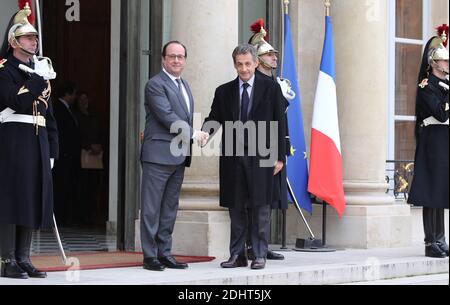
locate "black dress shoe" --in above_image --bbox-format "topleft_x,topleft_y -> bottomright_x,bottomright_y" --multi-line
143,258 -> 166,271
251,258 -> 266,270
437,242 -> 449,257
220,255 -> 248,268
17,261 -> 47,278
159,256 -> 188,269
0,260 -> 29,279
425,243 -> 447,258
267,250 -> 285,260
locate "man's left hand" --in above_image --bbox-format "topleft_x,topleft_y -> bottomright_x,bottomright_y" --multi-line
274,161 -> 284,176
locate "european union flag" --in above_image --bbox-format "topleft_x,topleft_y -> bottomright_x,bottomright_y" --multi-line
281,13 -> 312,213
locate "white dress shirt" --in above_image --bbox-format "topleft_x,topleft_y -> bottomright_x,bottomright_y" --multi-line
163,68 -> 191,113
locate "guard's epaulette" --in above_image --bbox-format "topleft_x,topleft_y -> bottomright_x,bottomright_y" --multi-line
0,59 -> 7,69
418,78 -> 429,89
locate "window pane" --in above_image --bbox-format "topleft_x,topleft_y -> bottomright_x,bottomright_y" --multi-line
395,121 -> 416,161
396,0 -> 423,40
239,0 -> 267,44
395,43 -> 422,116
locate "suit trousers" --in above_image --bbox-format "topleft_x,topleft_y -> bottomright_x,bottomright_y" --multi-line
229,157 -> 271,259
140,162 -> 185,259
423,207 -> 446,245
0,224 -> 33,262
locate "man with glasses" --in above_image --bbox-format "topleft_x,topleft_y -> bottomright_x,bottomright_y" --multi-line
140,41 -> 209,271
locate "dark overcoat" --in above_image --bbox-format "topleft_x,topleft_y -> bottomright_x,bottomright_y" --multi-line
204,73 -> 287,208
408,74 -> 449,209
0,55 -> 59,229
255,70 -> 291,210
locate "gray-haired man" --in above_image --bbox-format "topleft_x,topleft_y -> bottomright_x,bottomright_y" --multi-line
203,44 -> 287,270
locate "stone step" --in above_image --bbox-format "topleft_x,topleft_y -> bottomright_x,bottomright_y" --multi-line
1,247 -> 447,285
344,273 -> 449,285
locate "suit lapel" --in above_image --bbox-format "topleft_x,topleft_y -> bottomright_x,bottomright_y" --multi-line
231,77 -> 240,121
251,73 -> 264,117
160,71 -> 190,119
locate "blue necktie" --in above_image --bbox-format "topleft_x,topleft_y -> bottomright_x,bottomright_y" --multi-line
241,83 -> 250,122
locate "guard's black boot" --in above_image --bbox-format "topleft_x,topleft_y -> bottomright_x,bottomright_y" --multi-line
247,247 -> 256,261
267,250 -> 285,260
436,242 -> 449,257
1,259 -> 29,279
16,226 -> 46,278
0,225 -> 27,279
425,243 -> 447,258
17,260 -> 47,278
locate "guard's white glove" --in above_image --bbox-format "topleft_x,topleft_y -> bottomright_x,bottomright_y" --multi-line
19,56 -> 57,80
277,77 -> 296,101
50,158 -> 55,169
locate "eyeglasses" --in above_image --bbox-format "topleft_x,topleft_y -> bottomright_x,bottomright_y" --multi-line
165,54 -> 186,61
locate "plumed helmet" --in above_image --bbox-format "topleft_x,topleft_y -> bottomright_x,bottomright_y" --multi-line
417,24 -> 449,82
428,24 -> 449,63
248,19 -> 279,57
8,2 -> 38,43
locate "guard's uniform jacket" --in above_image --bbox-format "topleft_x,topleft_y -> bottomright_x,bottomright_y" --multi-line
0,55 -> 59,229
408,74 -> 449,210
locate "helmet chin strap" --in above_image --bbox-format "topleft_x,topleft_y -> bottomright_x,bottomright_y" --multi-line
258,56 -> 277,76
431,61 -> 449,76
10,37 -> 39,57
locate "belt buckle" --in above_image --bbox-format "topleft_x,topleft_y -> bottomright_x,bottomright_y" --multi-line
37,116 -> 46,127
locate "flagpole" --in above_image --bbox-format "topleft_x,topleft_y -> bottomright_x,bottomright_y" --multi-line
280,0 -> 326,250
325,0 -> 331,17
33,0 -> 68,265
322,0 -> 331,248
280,0 -> 289,78
34,0 -> 43,56
279,0 -> 288,250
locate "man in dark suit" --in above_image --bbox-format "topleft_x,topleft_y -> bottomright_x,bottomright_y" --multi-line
52,81 -> 81,226
140,41 -> 209,272
203,44 -> 286,270
246,20 -> 295,261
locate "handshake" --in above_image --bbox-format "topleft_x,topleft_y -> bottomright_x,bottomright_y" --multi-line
194,130 -> 210,147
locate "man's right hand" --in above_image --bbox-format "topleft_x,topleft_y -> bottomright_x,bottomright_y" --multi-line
194,130 -> 210,146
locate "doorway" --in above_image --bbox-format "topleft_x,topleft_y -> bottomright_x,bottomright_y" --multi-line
33,0 -> 114,254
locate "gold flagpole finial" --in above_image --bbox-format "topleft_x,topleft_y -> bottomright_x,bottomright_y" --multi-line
284,0 -> 290,15
325,0 -> 331,17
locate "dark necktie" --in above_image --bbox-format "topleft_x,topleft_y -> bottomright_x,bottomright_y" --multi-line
241,83 -> 250,122
176,78 -> 190,113
176,78 -> 183,94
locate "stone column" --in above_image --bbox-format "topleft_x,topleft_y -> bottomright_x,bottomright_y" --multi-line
170,0 -> 239,258
429,0 -> 449,36
287,0 -> 411,249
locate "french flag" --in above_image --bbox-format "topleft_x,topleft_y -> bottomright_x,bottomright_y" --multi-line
308,16 -> 346,217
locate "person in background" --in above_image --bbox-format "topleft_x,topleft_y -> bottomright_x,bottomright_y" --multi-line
52,81 -> 81,226
408,25 -> 449,258
74,91 -> 104,225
